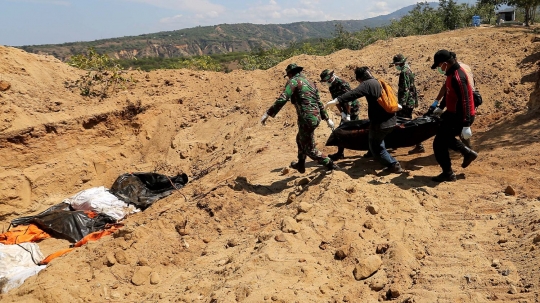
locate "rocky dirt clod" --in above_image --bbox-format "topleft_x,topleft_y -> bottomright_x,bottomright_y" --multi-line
353,255 -> 382,280
131,266 -> 152,286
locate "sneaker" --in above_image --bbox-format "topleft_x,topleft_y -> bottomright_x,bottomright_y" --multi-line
407,144 -> 425,155
363,151 -> 373,158
461,149 -> 478,168
432,171 -> 457,182
325,160 -> 340,171
328,152 -> 344,161
387,162 -> 403,174
290,161 -> 306,173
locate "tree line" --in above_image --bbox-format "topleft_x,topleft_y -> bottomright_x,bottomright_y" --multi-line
76,0 -> 539,75
238,0 -> 503,71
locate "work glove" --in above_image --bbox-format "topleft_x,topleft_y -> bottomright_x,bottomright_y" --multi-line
461,127 -> 472,139
326,119 -> 335,130
325,98 -> 339,109
341,112 -> 351,122
398,104 -> 403,110
261,113 -> 269,125
433,107 -> 443,116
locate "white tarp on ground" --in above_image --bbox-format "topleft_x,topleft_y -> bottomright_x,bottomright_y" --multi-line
0,243 -> 46,293
62,186 -> 139,220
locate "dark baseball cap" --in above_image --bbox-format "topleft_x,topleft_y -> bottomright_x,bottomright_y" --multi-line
431,50 -> 452,69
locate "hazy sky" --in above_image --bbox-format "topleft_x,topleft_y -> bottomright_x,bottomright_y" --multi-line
2,0 -> 443,46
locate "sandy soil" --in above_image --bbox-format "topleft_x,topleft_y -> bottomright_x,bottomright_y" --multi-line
0,26 -> 540,303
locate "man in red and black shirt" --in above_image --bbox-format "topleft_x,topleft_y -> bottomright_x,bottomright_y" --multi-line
430,50 -> 478,182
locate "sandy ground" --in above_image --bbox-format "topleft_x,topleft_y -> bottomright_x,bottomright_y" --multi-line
0,26 -> 540,303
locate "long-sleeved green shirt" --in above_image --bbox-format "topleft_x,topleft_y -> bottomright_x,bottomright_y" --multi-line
267,73 -> 329,127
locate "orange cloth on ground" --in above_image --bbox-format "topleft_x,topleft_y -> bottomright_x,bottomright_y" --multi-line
0,224 -> 51,244
39,224 -> 122,265
38,248 -> 74,265
74,225 -> 121,247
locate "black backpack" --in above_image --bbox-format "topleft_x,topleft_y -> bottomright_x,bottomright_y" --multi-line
473,90 -> 482,108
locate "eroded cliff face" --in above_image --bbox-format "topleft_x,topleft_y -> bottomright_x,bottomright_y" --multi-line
108,40 -> 274,60
17,22 -> 307,61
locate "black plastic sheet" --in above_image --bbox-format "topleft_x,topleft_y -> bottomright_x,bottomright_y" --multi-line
10,172 -> 189,242
11,204 -> 116,243
326,116 -> 440,151
11,202 -> 71,227
109,173 -> 188,209
31,211 -> 116,243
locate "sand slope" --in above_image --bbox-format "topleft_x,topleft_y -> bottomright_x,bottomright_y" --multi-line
1,27 -> 539,303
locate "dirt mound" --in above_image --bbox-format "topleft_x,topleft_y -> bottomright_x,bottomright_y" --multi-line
1,27 -> 539,302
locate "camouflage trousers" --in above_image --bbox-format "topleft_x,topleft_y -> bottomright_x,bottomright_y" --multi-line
296,121 -> 330,165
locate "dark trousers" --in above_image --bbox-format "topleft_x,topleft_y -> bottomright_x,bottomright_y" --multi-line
433,114 -> 474,172
368,123 -> 397,168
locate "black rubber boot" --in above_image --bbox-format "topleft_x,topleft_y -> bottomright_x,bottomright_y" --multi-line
432,171 -> 457,182
460,137 -> 472,149
290,159 -> 306,173
408,144 -> 425,155
328,152 -> 344,161
325,159 -> 340,171
461,147 -> 478,168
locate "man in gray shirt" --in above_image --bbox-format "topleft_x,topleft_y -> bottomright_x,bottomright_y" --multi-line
337,67 -> 402,173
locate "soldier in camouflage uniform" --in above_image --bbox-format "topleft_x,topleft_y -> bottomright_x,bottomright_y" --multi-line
391,54 -> 425,154
319,69 -> 362,160
260,63 -> 338,173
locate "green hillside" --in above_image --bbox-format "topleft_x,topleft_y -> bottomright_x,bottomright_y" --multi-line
17,5 -> 418,60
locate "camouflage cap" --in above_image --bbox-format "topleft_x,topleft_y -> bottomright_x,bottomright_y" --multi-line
391,54 -> 407,65
319,69 -> 334,82
284,63 -> 303,78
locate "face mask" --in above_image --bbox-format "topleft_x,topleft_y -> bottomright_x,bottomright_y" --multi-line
395,66 -> 403,72
325,75 -> 336,86
437,63 -> 447,75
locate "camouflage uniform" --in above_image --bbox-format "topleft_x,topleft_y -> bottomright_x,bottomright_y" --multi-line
396,65 -> 418,119
329,78 -> 360,120
267,73 -> 331,165
327,76 -> 361,159
392,54 -> 424,154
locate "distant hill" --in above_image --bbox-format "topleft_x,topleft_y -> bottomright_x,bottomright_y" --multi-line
17,3 -> 436,61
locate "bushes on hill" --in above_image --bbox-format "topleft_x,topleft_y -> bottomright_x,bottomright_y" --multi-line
172,56 -> 223,72
117,55 -> 226,72
67,47 -> 135,98
239,1 -> 489,71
